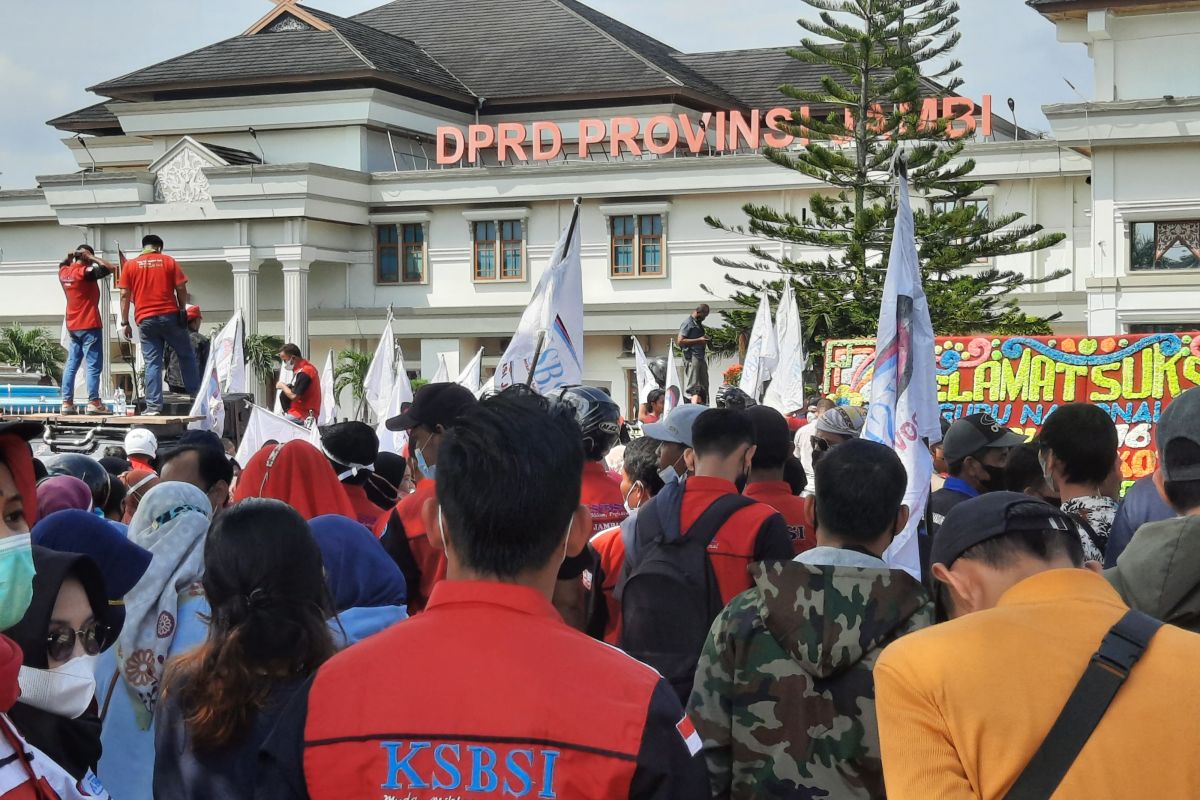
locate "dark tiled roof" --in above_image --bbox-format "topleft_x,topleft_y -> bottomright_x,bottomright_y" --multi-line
201,143 -> 262,165
46,101 -> 124,134
89,11 -> 471,101
352,0 -> 735,106
676,47 -> 829,110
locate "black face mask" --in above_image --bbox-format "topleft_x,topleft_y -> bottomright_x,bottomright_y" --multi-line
981,464 -> 1006,494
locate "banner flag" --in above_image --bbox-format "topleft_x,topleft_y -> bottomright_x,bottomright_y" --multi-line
187,356 -> 224,434
376,346 -> 414,455
318,349 -> 338,425
431,353 -> 451,384
632,337 -> 655,409
209,312 -> 246,394
364,319 -> 396,422
457,347 -> 485,395
863,168 -> 943,580
663,344 -> 684,418
740,290 -> 779,402
235,403 -> 318,466
495,201 -> 583,395
764,281 -> 807,415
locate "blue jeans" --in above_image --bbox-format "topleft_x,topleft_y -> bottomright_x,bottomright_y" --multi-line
139,313 -> 199,411
62,328 -> 102,403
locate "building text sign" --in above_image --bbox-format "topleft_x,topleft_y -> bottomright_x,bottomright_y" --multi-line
823,333 -> 1200,490
437,96 -> 994,165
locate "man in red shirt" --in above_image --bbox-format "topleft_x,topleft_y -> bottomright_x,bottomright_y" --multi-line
376,382 -> 478,612
744,405 -> 814,555
258,389 -> 709,799
58,245 -> 116,415
118,234 -> 198,415
275,344 -> 321,423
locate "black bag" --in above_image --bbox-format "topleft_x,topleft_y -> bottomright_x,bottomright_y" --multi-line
616,487 -> 754,703
1004,609 -> 1162,800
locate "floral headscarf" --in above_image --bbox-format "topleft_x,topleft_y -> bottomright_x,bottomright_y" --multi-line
117,481 -> 212,729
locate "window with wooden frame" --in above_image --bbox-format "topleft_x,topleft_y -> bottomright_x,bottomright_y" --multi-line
472,219 -> 525,281
609,213 -> 665,277
376,225 -> 399,284
376,223 -> 428,284
400,223 -> 425,283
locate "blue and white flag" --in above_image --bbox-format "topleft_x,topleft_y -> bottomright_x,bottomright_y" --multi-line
863,169 -> 942,580
188,355 -> 225,434
495,201 -> 583,395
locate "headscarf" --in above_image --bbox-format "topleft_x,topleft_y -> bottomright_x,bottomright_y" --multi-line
98,456 -> 132,476
119,469 -> 159,524
0,433 -> 39,528
32,509 -> 152,638
36,475 -> 93,518
814,406 -> 867,439
118,482 -> 212,729
309,515 -> 407,612
4,547 -> 108,779
234,440 -> 356,520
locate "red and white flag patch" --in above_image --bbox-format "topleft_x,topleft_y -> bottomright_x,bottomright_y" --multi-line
677,714 -> 702,756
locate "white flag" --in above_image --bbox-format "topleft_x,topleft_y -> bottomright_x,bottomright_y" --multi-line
272,362 -> 293,415
209,312 -> 246,394
764,282 -> 807,415
739,290 -> 779,403
663,345 -> 684,418
632,337 -> 655,410
318,349 -> 338,425
431,353 -> 451,384
187,356 -> 224,434
364,319 -> 396,422
456,347 -> 484,395
495,203 -> 583,395
377,346 -> 414,455
235,403 -> 316,466
864,169 -> 942,581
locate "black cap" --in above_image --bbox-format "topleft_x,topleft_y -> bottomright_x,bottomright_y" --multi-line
173,429 -> 226,454
942,412 -> 1025,463
385,382 -> 478,432
930,491 -> 1081,568
319,421 -> 379,467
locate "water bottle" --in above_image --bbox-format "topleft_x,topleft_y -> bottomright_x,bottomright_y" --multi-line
114,388 -> 126,416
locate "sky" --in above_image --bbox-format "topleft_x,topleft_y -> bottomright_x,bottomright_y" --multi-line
0,0 -> 1093,189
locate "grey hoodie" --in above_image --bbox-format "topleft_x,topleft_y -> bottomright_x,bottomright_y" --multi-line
1105,515 -> 1200,633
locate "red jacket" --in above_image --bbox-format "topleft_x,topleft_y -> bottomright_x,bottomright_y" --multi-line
743,480 -> 814,555
375,479 -> 445,613
284,359 -> 321,421
580,460 -> 627,535
256,581 -> 709,799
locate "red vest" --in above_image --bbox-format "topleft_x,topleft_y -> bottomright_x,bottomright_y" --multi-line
302,581 -> 662,799
286,359 -> 321,420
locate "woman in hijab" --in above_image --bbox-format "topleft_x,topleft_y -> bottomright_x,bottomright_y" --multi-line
37,474 -> 94,518
97,481 -> 212,800
3,547 -> 111,782
155,499 -> 336,799
119,468 -> 159,524
32,509 -> 153,637
309,515 -> 407,645
233,440 -> 356,520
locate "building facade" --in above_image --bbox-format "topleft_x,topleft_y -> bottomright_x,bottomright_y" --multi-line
0,0 -> 1142,416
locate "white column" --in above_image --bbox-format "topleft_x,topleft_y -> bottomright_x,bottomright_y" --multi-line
280,256 -> 311,355
228,251 -> 260,336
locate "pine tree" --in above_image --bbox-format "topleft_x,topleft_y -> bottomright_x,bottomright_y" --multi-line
704,0 -> 1068,364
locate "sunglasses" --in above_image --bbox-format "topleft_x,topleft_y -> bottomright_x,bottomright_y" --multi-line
46,620 -> 110,663
811,436 -> 832,453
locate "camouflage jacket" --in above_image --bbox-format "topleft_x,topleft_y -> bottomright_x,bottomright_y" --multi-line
687,555 -> 932,799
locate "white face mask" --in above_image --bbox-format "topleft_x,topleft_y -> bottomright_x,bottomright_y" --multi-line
623,482 -> 642,515
18,654 -> 98,719
658,452 -> 687,485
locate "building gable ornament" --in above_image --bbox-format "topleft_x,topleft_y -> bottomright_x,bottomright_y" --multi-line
149,136 -> 229,204
265,13 -> 314,33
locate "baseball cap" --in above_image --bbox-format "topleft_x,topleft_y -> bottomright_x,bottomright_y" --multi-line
942,412 -> 1025,464
385,382 -> 478,432
930,491 -> 1081,568
642,404 -> 707,448
186,304 -> 202,321
124,428 -> 158,458
1157,387 -> 1200,481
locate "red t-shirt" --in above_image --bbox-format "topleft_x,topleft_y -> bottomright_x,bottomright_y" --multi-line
587,525 -> 626,645
743,480 -> 814,556
119,251 -> 187,324
58,262 -> 103,332
580,460 -> 627,535
680,476 -> 793,604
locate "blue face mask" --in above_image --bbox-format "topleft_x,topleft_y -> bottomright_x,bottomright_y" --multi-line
0,534 -> 35,631
415,433 -> 436,481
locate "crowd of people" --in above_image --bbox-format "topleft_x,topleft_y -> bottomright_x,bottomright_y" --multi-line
1,372 -> 1200,798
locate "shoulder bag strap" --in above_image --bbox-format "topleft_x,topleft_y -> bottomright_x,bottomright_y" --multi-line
1004,609 -> 1163,800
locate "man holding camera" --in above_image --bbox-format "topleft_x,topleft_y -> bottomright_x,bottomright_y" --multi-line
119,234 -> 200,415
58,244 -> 116,415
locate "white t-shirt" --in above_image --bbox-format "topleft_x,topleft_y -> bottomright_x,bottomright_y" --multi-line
793,420 -> 819,497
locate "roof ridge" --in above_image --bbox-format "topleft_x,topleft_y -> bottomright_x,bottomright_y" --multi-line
328,26 -> 376,70
546,0 -> 684,88
681,45 -> 794,57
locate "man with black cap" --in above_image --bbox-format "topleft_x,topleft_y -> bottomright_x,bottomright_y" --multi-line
158,429 -> 234,516
927,412 -> 1025,538
875,491 -> 1200,798
1106,386 -> 1200,632
375,382 -> 478,613
318,420 -> 384,527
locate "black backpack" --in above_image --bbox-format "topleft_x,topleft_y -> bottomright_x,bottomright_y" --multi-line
616,486 -> 755,703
